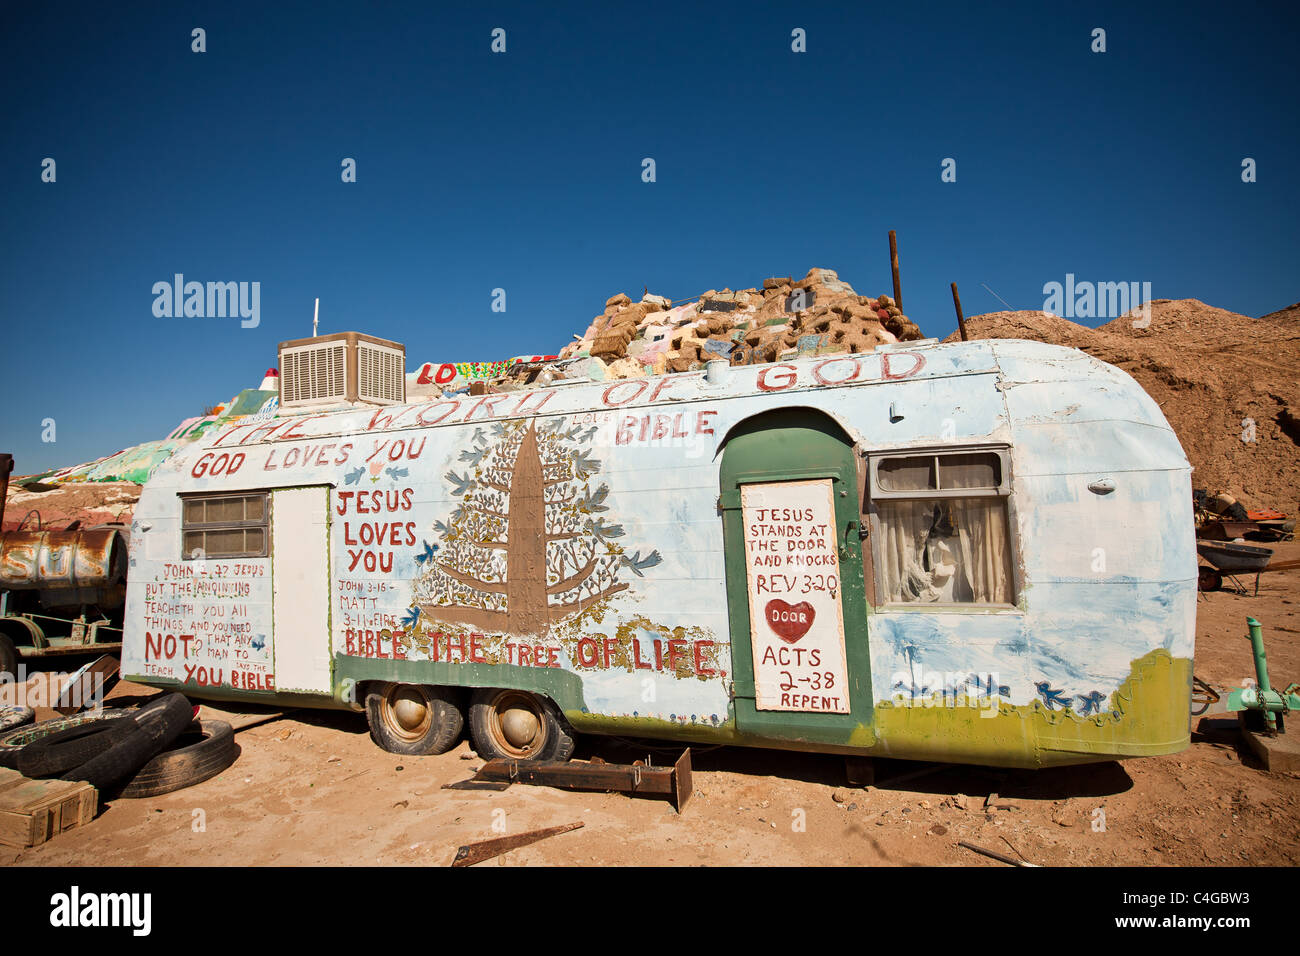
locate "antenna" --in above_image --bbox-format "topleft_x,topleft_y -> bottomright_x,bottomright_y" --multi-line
313,297 -> 319,337
981,283 -> 1014,311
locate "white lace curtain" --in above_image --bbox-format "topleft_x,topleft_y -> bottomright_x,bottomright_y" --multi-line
876,497 -> 1014,604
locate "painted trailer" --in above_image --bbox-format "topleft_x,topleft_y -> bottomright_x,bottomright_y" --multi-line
120,338 -> 1196,768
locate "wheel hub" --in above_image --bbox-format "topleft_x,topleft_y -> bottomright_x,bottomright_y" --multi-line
499,705 -> 540,748
391,692 -> 429,734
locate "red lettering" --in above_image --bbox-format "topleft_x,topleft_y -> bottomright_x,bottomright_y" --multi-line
602,380 -> 649,407
694,640 -> 715,677
881,351 -> 924,380
813,356 -> 859,386
757,364 -> 798,391
415,401 -> 460,425
616,415 -> 637,445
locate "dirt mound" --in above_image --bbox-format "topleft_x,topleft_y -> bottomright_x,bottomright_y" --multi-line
1260,301 -> 1300,325
2,481 -> 142,532
944,299 -> 1300,512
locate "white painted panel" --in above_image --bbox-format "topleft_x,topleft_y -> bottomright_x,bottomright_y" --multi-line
741,480 -> 850,713
272,487 -> 332,694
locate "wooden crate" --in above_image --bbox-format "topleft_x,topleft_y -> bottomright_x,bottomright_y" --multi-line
0,769 -> 97,848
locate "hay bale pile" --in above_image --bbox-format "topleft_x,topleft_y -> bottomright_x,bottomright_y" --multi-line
531,267 -> 922,383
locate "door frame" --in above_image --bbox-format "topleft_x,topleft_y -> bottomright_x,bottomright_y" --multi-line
718,410 -> 873,745
271,485 -> 333,695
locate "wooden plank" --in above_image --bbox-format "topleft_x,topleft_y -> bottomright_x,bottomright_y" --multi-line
0,767 -> 26,795
0,776 -> 97,848
1263,559 -> 1300,573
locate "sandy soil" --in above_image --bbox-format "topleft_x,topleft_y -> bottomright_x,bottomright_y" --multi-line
6,542 -> 1298,868
944,301 -> 1300,513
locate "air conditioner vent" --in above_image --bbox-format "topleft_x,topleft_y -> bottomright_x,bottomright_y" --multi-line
358,343 -> 404,403
280,344 -> 347,405
277,332 -> 405,411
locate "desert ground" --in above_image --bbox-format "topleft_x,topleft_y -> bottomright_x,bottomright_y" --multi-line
6,539 -> 1297,868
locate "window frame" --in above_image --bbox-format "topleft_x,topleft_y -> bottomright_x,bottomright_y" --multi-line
862,444 -> 1020,609
179,491 -> 270,560
868,445 -> 1011,500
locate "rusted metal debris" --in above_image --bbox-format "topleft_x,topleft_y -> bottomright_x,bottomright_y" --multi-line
889,230 -> 903,311
446,748 -> 694,813
0,454 -> 13,529
958,840 -> 1039,867
0,527 -> 128,591
451,821 -> 584,867
951,283 -> 969,342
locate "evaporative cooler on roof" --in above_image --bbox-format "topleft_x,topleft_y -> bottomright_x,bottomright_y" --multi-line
277,332 -> 405,410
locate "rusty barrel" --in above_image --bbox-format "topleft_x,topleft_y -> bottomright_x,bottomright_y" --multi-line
0,528 -> 128,590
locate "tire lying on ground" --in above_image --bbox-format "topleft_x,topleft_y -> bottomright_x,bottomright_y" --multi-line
17,718 -> 138,778
0,705 -> 34,734
0,709 -> 133,769
117,720 -> 239,798
61,693 -> 193,792
131,693 -> 195,747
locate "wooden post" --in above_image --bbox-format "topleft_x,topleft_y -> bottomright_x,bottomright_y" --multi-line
888,230 -> 902,310
951,282 -> 969,341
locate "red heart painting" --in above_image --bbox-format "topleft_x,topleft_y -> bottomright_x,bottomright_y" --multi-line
765,599 -> 815,643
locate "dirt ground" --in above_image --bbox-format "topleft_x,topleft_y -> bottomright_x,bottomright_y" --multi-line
5,542 -> 1298,868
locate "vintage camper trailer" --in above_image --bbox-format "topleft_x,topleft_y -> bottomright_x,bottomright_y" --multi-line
120,336 -> 1197,768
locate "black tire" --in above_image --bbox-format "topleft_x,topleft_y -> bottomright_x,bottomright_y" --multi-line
365,682 -> 463,756
0,705 -> 34,733
0,709 -> 134,770
17,718 -> 137,778
60,694 -> 193,791
0,633 -> 16,681
131,693 -> 195,747
117,720 -> 239,798
61,722 -> 158,791
468,688 -> 575,762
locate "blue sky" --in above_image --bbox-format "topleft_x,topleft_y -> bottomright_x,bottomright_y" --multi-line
2,1 -> 1296,474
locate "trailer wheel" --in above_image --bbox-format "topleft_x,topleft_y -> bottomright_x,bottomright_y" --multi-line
365,683 -> 463,756
468,689 -> 575,762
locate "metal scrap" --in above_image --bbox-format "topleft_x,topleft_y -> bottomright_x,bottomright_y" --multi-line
451,821 -> 584,867
958,840 -> 1039,867
446,748 -> 694,813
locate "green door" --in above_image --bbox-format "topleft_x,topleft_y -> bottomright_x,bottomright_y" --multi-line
719,410 -> 873,747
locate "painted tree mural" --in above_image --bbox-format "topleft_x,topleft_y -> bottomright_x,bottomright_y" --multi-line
414,418 -> 661,636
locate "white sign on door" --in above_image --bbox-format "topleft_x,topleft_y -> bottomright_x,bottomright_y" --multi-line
741,480 -> 850,713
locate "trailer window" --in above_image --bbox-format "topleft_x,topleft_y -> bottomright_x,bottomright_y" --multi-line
869,450 -> 1014,605
181,493 -> 269,559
